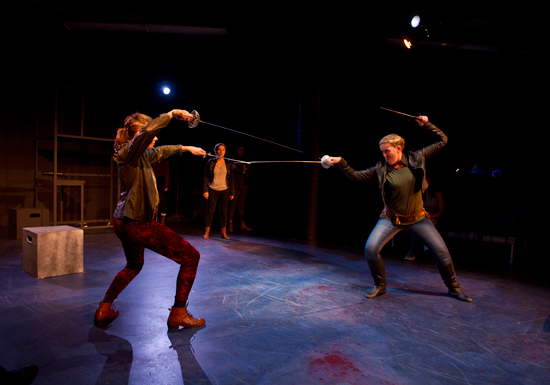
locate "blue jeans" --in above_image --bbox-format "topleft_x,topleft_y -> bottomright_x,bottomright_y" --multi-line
365,217 -> 453,267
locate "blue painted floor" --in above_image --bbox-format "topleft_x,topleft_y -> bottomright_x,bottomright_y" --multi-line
1,224 -> 549,384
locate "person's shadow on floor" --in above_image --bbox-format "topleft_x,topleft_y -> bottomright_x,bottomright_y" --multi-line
168,326 -> 211,384
88,327 -> 133,385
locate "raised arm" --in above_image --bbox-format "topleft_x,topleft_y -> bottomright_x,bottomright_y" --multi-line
117,110 -> 197,166
415,116 -> 448,160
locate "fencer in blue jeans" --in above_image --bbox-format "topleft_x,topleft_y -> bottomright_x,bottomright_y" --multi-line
364,216 -> 468,299
327,115 -> 471,302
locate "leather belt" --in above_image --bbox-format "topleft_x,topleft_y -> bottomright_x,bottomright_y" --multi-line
384,206 -> 429,225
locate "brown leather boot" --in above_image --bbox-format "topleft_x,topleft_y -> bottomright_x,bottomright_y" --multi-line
438,263 -> 472,302
228,220 -> 233,233
167,307 -> 206,330
240,220 -> 252,231
365,259 -> 387,299
94,302 -> 119,329
365,285 -> 387,299
203,226 -> 210,239
221,227 -> 230,240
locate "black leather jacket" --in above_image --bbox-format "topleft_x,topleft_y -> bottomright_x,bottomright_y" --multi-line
338,122 -> 448,204
203,158 -> 235,196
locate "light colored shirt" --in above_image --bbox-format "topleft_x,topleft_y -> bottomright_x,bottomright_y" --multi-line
209,160 -> 228,191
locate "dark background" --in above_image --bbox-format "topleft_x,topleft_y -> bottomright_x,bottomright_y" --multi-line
1,1 -> 547,277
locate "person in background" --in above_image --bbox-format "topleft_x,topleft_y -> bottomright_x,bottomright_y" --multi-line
228,145 -> 252,233
203,143 -> 234,240
405,176 -> 445,261
152,157 -> 170,225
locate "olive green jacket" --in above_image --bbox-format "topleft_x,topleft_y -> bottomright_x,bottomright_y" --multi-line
113,113 -> 183,222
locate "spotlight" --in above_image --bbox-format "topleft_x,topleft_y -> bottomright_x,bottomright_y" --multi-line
411,15 -> 421,28
162,86 -> 171,95
401,11 -> 437,50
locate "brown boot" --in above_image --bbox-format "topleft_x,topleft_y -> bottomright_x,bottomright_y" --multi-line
167,307 -> 206,330
438,263 -> 472,302
365,259 -> 387,299
203,226 -> 210,239
240,220 -> 252,231
228,220 -> 233,233
221,227 -> 230,240
365,285 -> 387,299
94,302 -> 119,329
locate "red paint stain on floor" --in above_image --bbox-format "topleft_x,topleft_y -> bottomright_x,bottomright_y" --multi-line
308,348 -> 366,384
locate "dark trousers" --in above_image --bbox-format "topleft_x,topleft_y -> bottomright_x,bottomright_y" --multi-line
156,176 -> 167,215
104,217 -> 201,307
229,184 -> 248,222
205,187 -> 230,228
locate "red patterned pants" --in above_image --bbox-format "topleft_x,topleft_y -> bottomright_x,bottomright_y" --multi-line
103,217 -> 201,307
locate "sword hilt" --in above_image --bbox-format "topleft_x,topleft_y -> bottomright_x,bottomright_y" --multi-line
189,110 -> 200,128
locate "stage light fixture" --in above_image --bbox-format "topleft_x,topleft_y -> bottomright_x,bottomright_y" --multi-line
162,86 -> 171,95
411,15 -> 421,28
402,25 -> 429,49
401,12 -> 435,49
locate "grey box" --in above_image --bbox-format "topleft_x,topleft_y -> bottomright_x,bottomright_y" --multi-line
22,226 -> 84,279
9,208 -> 50,240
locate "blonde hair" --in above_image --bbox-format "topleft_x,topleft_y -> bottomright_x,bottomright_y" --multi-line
114,112 -> 153,152
379,134 -> 405,150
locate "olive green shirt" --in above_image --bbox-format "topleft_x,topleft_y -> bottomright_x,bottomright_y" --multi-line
382,166 -> 424,225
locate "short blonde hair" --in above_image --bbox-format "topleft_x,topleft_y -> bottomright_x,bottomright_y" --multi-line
379,134 -> 405,150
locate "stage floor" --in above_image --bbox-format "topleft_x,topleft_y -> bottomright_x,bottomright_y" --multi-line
1,224 -> 549,385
